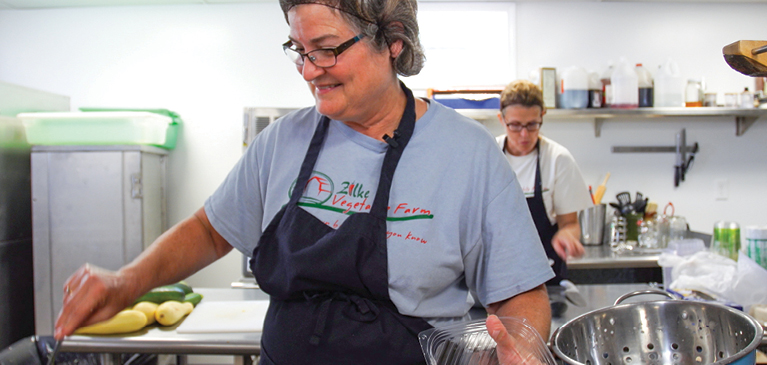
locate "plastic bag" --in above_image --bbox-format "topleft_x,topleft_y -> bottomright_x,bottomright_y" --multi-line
666,251 -> 737,297
660,250 -> 767,310
725,254 -> 767,308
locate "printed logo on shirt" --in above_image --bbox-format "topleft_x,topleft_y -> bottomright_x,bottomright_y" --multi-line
520,186 -> 551,198
289,171 -> 434,221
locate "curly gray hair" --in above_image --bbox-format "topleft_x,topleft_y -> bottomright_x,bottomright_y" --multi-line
279,0 -> 425,77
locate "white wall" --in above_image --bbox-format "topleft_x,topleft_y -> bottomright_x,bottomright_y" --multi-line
1,2 -> 766,289
511,1 -> 767,232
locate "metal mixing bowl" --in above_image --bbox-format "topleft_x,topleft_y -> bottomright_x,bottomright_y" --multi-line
551,291 -> 763,365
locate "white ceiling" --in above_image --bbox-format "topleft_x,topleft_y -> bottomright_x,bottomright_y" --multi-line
0,0 -> 763,9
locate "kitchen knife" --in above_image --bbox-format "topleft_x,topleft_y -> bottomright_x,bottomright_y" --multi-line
47,339 -> 62,365
560,280 -> 587,307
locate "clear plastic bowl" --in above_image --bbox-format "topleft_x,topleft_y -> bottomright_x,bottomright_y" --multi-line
419,316 -> 556,365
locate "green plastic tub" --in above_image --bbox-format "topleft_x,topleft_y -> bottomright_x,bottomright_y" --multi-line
18,109 -> 180,149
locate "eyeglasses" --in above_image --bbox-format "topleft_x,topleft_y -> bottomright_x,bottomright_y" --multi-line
282,34 -> 365,68
505,122 -> 542,132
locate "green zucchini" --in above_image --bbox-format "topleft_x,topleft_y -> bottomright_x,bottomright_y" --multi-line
134,285 -> 186,304
183,292 -> 204,307
170,281 -> 194,295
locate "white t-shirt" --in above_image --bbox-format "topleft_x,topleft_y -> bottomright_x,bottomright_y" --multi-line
206,100 -> 554,325
495,135 -> 593,225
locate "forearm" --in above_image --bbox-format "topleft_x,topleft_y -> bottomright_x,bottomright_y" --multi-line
118,207 -> 233,300
487,284 -> 551,340
555,222 -> 581,245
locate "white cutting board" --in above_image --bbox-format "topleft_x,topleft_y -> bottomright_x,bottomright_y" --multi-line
176,300 -> 269,333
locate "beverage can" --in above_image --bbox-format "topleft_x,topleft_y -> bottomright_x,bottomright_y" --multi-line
744,225 -> 767,270
711,220 -> 740,260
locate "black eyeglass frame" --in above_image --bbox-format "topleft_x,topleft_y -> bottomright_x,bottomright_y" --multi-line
504,121 -> 543,132
282,33 -> 366,68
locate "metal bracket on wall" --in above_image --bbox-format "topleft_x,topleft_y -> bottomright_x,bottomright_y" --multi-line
611,128 -> 699,187
736,115 -> 758,136
594,118 -> 606,137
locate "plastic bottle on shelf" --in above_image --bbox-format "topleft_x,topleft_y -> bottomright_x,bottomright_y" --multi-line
685,78 -> 703,107
635,63 -> 653,107
611,57 -> 638,109
600,61 -> 614,108
588,71 -> 602,108
741,87 -> 755,108
654,58 -> 684,107
560,66 -> 589,109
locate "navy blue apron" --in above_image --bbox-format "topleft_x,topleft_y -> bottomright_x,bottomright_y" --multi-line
504,139 -> 564,285
526,141 -> 564,285
250,83 -> 432,365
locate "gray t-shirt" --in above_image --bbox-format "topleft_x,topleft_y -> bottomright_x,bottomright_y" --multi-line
205,100 -> 553,324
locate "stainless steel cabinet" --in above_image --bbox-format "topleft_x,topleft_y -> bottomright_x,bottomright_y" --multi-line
31,145 -> 167,335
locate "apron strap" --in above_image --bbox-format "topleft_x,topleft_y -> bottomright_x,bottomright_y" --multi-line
289,116 -> 330,204
369,82 -> 416,219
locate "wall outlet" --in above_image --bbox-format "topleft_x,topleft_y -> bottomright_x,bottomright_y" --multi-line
715,179 -> 729,201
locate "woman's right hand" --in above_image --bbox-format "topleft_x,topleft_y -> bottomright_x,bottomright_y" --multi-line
54,263 -> 140,340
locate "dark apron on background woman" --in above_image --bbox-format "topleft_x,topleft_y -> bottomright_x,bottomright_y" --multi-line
250,84 -> 432,365
508,140 -> 565,286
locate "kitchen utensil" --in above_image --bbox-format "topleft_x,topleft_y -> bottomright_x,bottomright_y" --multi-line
633,192 -> 644,212
592,173 -> 610,204
560,280 -> 587,307
635,197 -> 648,214
578,204 -> 606,246
551,289 -> 764,365
608,202 -> 621,212
723,40 -> 767,77
46,339 -> 62,365
615,191 -> 631,209
418,317 -> 556,365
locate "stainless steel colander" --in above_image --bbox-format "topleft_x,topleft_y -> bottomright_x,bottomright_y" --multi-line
551,289 -> 764,365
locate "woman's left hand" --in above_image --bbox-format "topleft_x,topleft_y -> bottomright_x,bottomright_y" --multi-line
486,315 -> 545,365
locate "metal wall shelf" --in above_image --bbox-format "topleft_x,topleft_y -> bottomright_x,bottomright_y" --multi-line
456,107 -> 767,137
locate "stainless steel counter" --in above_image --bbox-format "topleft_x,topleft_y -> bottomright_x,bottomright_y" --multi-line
59,288 -> 266,358
550,283 -> 666,332
54,283 -> 765,361
566,244 -> 660,269
566,231 -> 712,271
57,285 -> 660,357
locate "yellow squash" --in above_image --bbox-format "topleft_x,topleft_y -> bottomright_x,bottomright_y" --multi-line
74,309 -> 147,335
155,300 -> 194,326
133,301 -> 159,325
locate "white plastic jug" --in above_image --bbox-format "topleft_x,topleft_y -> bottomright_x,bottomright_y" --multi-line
611,57 -> 638,109
654,58 -> 684,107
560,66 -> 589,109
